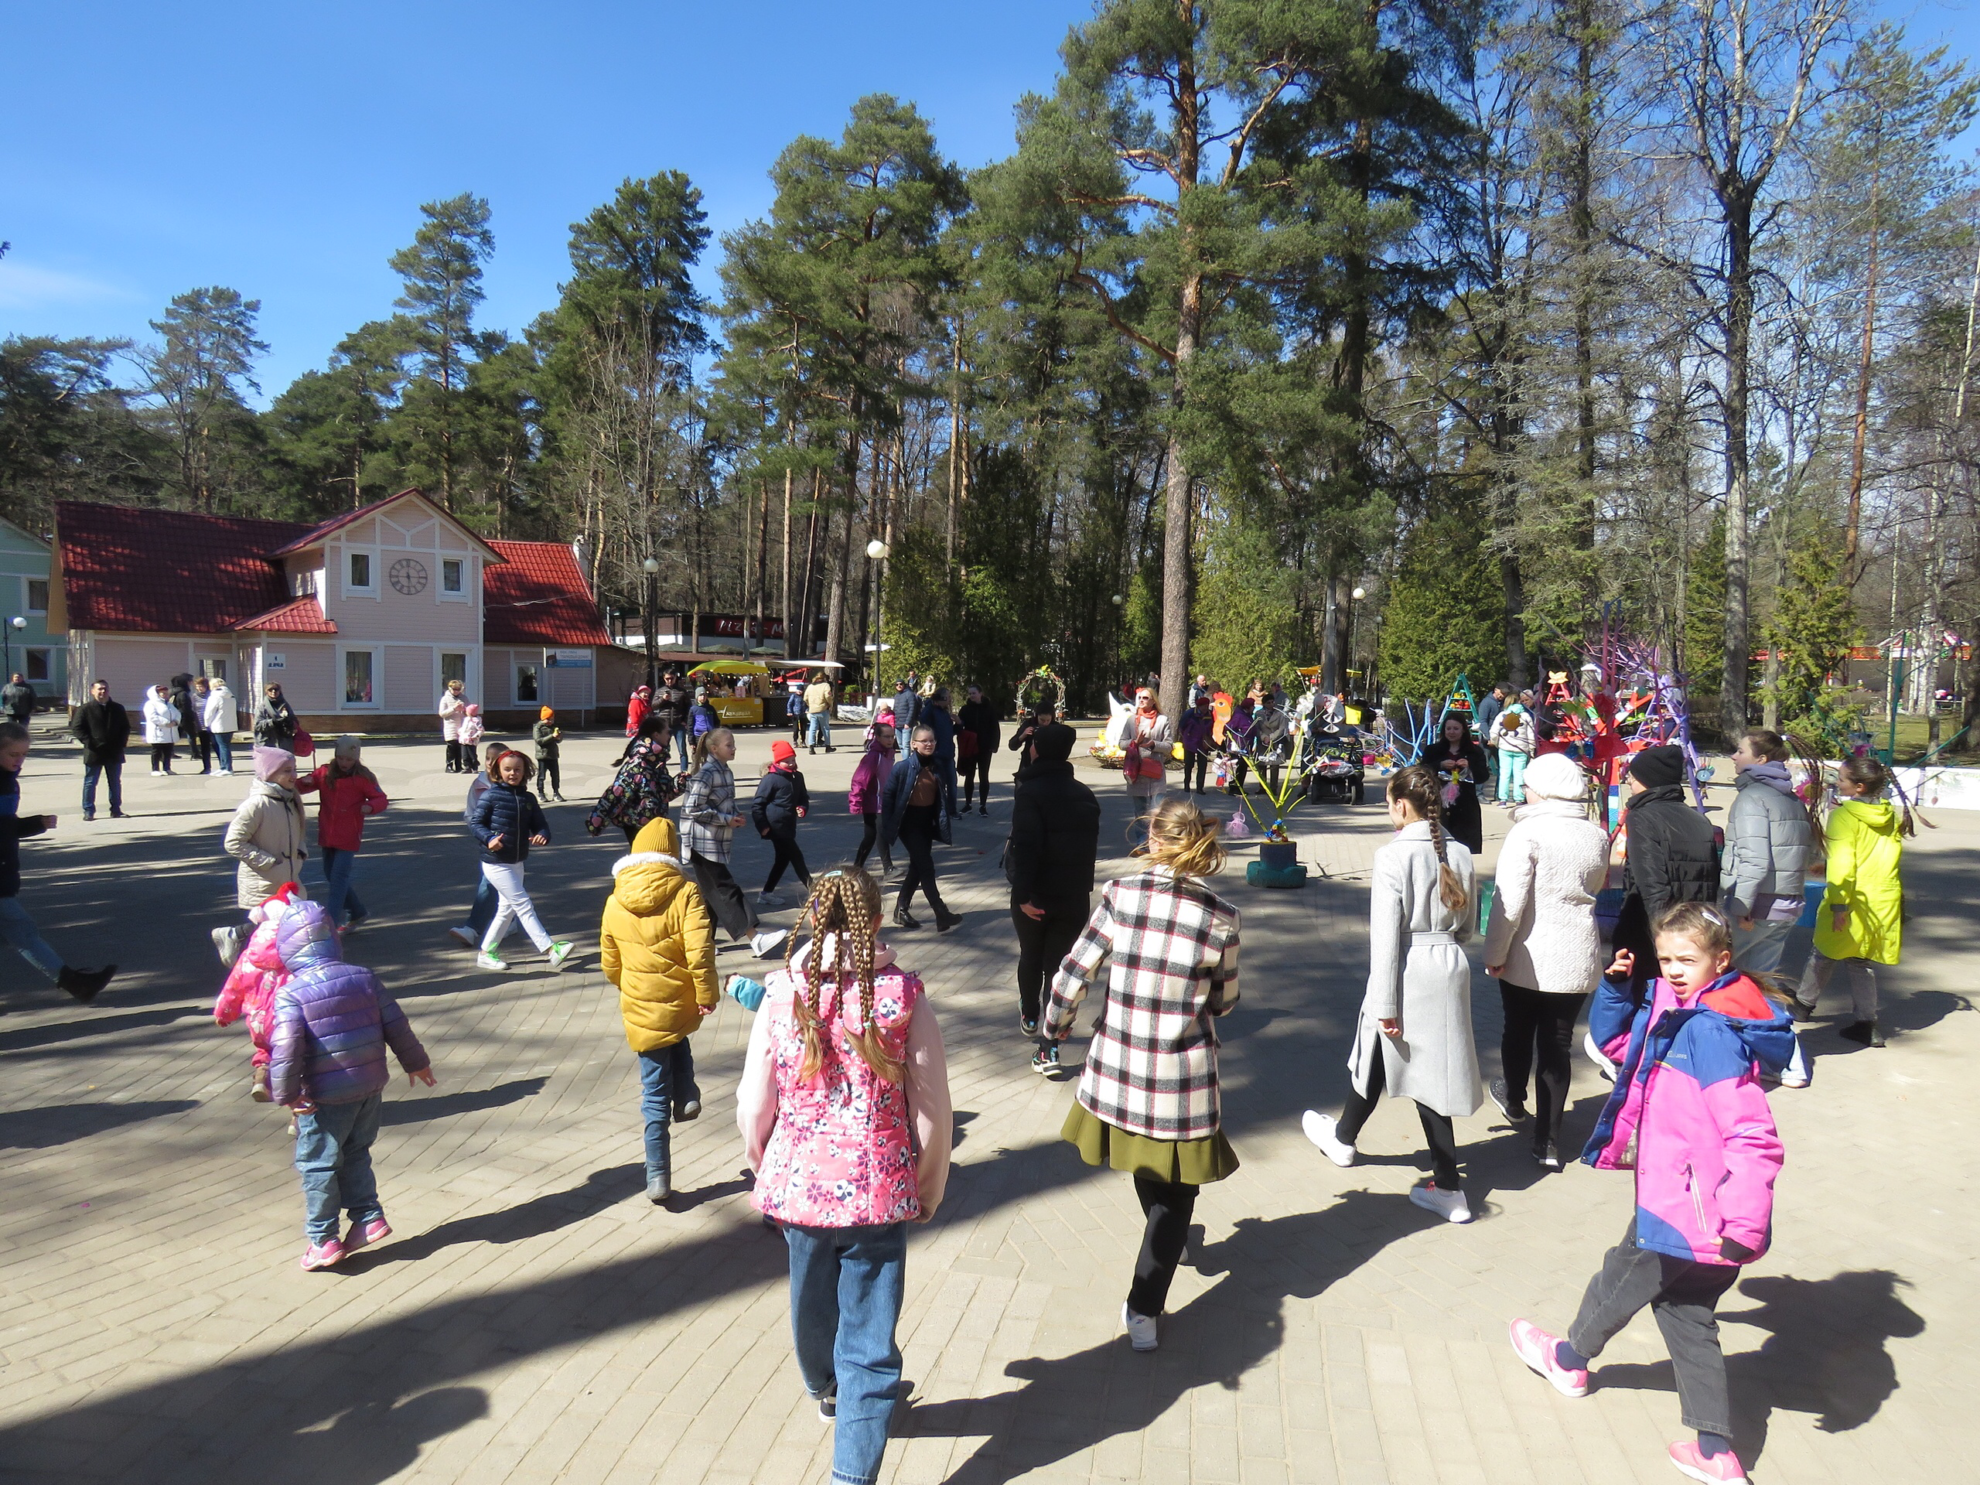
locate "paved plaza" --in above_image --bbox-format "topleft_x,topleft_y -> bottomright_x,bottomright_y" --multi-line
1,722 -> 1975,1484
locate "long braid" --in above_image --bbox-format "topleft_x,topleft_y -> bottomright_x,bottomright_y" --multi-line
789,869 -> 900,1084
1392,764 -> 1469,915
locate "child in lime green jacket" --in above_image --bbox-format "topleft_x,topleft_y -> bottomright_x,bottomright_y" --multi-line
1794,755 -> 1909,1047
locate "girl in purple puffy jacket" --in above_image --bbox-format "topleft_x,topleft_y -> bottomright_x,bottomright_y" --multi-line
1508,901 -> 1792,1485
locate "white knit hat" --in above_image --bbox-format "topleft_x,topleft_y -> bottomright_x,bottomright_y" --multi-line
1522,751 -> 1590,803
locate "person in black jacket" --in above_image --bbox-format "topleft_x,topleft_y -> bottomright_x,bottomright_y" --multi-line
892,678 -> 920,735
653,670 -> 692,770
1007,707 -> 1048,787
70,679 -> 131,821
1007,723 -> 1101,1068
956,684 -> 1001,816
2,673 -> 34,726
0,722 -> 116,1002
751,740 -> 812,906
468,750 -> 576,973
1426,713 -> 1491,855
170,672 -> 205,774
881,725 -> 959,932
1611,744 -> 1721,981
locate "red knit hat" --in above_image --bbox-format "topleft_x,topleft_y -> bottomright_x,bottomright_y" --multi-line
770,740 -> 797,764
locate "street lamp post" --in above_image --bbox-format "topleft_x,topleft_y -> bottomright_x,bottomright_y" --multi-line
642,557 -> 660,692
3,616 -> 22,686
866,540 -> 889,705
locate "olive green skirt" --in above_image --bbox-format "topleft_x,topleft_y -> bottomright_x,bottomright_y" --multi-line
1062,1101 -> 1240,1185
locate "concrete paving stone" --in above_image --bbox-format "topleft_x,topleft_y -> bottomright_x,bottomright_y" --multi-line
2,729 -> 1976,1482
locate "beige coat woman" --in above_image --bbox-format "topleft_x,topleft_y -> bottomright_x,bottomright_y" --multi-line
225,779 -> 309,910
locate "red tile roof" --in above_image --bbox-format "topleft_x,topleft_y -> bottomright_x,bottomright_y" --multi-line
484,541 -> 613,647
233,596 -> 337,635
55,502 -> 310,633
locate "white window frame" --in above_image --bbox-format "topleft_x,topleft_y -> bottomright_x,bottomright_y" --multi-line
339,645 -> 381,710
343,545 -> 377,599
439,556 -> 470,601
25,577 -> 48,615
515,658 -> 542,707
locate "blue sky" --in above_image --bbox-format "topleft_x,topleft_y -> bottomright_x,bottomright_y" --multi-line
2,0 -> 1974,399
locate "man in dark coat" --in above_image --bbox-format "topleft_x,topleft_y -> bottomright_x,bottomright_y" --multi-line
70,679 -> 131,821
891,678 -> 920,735
955,684 -> 1001,816
1612,743 -> 1721,981
652,669 -> 692,770
1007,722 -> 1102,1070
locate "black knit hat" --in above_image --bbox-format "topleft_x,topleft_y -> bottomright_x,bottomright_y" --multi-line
1629,743 -> 1685,788
1033,723 -> 1076,762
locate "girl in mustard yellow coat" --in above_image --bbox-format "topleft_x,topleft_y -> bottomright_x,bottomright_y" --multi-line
601,815 -> 720,1202
1795,756 -> 1910,1048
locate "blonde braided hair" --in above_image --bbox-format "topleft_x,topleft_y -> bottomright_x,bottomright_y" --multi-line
1389,765 -> 1469,915
784,867 -> 903,1084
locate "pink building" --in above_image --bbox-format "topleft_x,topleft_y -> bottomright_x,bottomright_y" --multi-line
50,491 -> 615,731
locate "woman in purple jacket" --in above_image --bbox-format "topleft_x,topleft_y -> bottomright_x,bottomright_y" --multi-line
848,719 -> 897,875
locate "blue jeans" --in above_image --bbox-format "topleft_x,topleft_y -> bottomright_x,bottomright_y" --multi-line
808,712 -> 832,749
0,895 -> 62,981
465,870 -> 497,937
212,732 -> 234,773
673,729 -> 692,769
636,1041 -> 699,1184
81,759 -> 122,817
320,846 -> 367,926
294,1093 -> 385,1243
784,1221 -> 907,1485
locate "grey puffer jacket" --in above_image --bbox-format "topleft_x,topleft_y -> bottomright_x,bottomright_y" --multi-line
1720,763 -> 1811,919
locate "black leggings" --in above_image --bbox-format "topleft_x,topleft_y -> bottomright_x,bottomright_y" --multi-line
690,851 -> 756,942
536,754 -> 560,796
445,740 -> 467,772
1183,749 -> 1208,792
150,743 -> 175,771
896,806 -> 947,915
1129,1173 -> 1198,1317
1499,982 -> 1587,1147
1010,899 -> 1086,1024
958,752 -> 991,806
764,831 -> 810,892
853,813 -> 894,873
1336,1051 -> 1462,1190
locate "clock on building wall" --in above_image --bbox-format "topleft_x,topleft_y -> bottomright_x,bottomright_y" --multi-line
388,557 -> 430,595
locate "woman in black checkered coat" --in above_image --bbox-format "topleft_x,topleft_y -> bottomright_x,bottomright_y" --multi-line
1041,797 -> 1240,1353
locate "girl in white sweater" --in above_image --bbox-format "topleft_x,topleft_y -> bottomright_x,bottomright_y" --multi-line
1482,752 -> 1609,1169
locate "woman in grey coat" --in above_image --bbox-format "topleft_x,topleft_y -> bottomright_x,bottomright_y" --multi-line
1721,729 -> 1816,976
1302,764 -> 1481,1223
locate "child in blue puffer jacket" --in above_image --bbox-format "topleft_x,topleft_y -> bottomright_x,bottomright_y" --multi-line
269,899 -> 435,1271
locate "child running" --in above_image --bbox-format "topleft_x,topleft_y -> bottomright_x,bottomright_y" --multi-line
1042,798 -> 1241,1352
751,739 -> 811,909
737,868 -> 952,1478
214,880 -> 304,1100
683,727 -> 785,958
1302,764 -> 1480,1224
1510,901 -> 1792,1485
269,898 -> 437,1270
849,718 -> 897,875
1793,754 -> 1909,1047
470,749 -> 576,973
601,816 -> 718,1205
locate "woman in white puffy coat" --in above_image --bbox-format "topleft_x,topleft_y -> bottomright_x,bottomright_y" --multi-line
1481,751 -> 1608,1170
142,683 -> 181,775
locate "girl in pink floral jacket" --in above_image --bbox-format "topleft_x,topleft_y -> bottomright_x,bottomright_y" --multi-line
737,867 -> 950,1485
213,881 -> 304,1101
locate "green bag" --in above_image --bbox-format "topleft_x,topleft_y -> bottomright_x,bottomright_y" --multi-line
1477,878 -> 1495,935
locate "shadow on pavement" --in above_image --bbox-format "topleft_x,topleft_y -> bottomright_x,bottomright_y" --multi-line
0,1098 -> 201,1150
350,1162 -> 646,1267
380,1076 -> 547,1125
907,1195 -> 1423,1484
0,1005 -> 207,1052
1589,1269 -> 1923,1465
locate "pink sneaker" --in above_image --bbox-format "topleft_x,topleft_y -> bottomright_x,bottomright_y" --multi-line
1508,1318 -> 1589,1397
1668,1440 -> 1747,1483
342,1217 -> 391,1253
299,1237 -> 346,1271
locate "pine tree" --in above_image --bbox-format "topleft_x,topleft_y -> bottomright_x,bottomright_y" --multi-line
1377,511 -> 1506,701
140,287 -> 267,512
389,194 -> 494,509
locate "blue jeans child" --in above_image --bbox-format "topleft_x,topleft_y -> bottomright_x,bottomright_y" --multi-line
320,846 -> 368,927
0,895 -> 63,981
783,1221 -> 908,1485
294,1093 -> 386,1243
637,1039 -> 700,1187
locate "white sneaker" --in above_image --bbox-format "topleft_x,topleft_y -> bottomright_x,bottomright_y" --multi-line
448,926 -> 477,949
475,950 -> 510,972
1300,1110 -> 1357,1167
546,940 -> 576,971
750,927 -> 789,959
1583,1030 -> 1618,1083
211,924 -> 246,968
757,892 -> 787,910
1121,1302 -> 1159,1353
1408,1182 -> 1473,1224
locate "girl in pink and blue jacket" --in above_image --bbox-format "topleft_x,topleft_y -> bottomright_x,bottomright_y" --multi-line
1509,901 -> 1792,1485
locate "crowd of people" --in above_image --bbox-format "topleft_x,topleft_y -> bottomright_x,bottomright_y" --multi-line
6,661 -> 1919,1485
